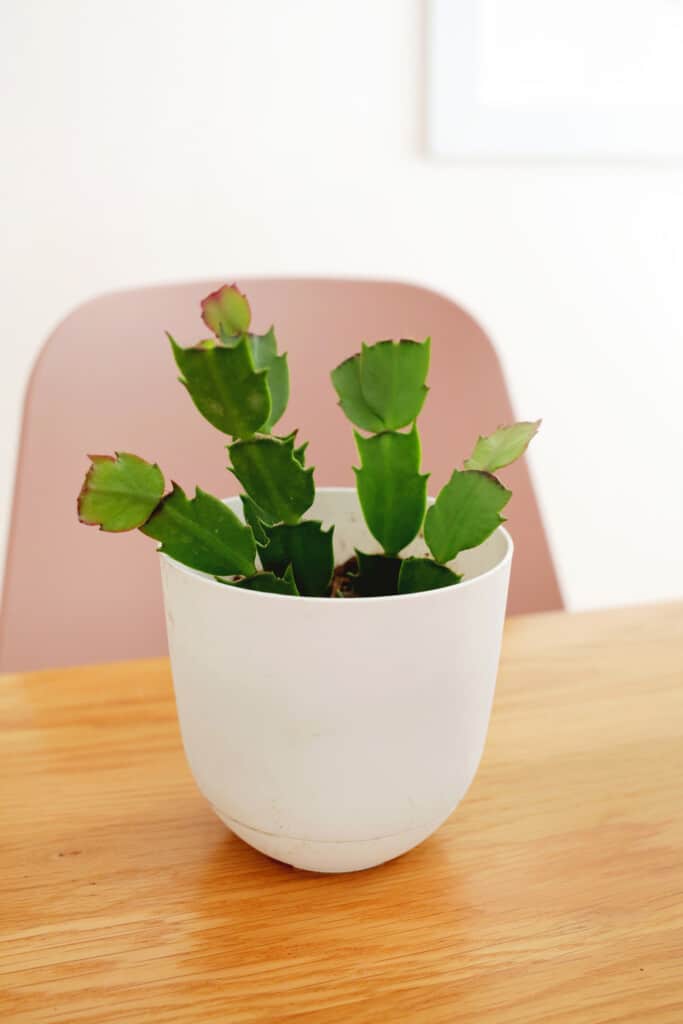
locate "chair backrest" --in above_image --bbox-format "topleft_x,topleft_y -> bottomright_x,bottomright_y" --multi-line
0,278 -> 562,671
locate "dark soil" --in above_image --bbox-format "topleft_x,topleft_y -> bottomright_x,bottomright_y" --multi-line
329,555 -> 359,598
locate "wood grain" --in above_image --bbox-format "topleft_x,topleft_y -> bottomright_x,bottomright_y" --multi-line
1,603 -> 682,1023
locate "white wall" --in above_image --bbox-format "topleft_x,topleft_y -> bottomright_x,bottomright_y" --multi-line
2,0 -> 682,611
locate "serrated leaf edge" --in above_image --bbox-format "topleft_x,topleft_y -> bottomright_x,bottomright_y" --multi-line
77,452 -> 165,533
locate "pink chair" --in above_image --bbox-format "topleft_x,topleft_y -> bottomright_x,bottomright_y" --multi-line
0,278 -> 563,671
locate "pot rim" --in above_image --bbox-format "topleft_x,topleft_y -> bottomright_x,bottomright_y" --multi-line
160,486 -> 513,604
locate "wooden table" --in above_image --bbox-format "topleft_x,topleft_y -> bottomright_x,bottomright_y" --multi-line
2,603 -> 682,1023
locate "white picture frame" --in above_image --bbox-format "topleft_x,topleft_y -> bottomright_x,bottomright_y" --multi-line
428,0 -> 683,158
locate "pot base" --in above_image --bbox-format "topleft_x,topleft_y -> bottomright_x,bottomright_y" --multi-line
215,809 -> 440,873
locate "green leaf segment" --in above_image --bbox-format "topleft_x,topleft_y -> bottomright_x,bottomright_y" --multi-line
333,336 -> 431,574
201,283 -> 251,336
229,435 -> 314,526
170,333 -> 271,439
352,552 -> 402,597
424,470 -> 511,564
228,566 -> 299,596
141,484 -> 256,576
464,420 -> 541,473
331,337 -> 430,432
77,454 -> 256,577
172,284 -> 290,438
258,521 -> 334,597
248,327 -> 289,432
77,284 -> 540,600
240,493 -> 270,544
354,426 -> 428,556
78,452 -> 164,532
398,558 -> 462,594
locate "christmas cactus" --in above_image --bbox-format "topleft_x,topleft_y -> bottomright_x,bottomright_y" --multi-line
77,284 -> 539,597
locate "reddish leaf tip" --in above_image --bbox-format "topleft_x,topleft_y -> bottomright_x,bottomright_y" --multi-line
200,283 -> 251,334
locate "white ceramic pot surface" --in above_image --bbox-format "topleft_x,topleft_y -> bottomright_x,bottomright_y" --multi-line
160,487 -> 513,873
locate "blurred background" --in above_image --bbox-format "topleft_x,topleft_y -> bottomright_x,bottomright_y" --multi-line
2,0 -> 682,613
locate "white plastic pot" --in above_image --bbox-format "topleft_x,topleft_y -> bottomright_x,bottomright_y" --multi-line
160,487 -> 512,873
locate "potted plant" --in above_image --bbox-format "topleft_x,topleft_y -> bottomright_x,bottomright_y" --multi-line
77,284 -> 539,872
